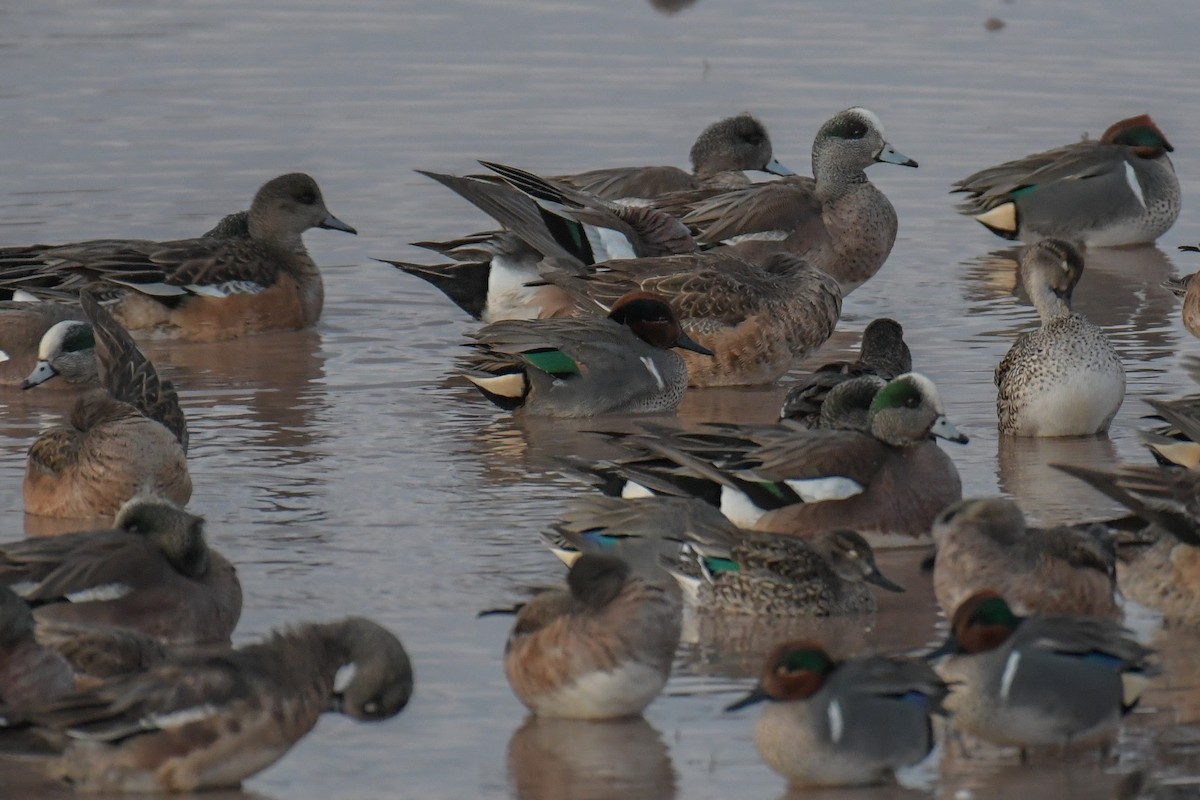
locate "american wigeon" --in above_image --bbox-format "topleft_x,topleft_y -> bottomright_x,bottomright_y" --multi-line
504,554 -> 681,719
0,497 -> 241,646
0,300 -> 92,388
779,317 -> 911,425
953,114 -> 1180,246
34,621 -> 169,682
18,318 -> 97,389
463,291 -> 712,416
726,641 -> 948,787
928,592 -> 1154,759
0,173 -> 356,342
931,497 -> 1118,618
23,294 -> 190,519
1,617 -> 412,793
662,107 -> 918,293
541,250 -> 842,386
0,586 -> 75,707
608,373 -> 967,546
996,240 -> 1125,436
553,113 -> 794,200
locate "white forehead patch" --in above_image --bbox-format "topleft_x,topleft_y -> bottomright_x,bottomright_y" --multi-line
846,107 -> 884,137
38,320 -> 87,360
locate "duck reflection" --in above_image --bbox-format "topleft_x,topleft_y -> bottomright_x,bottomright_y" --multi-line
647,0 -> 698,14
997,434 -> 1121,523
507,715 -> 677,800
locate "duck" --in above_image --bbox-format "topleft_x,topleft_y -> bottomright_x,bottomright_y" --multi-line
463,291 -> 712,416
660,107 -> 918,294
503,554 -> 681,719
0,299 -> 93,388
1164,244 -> 1200,340
0,173 -> 355,342
952,114 -> 1179,246
0,616 -> 412,793
725,640 -> 948,787
0,496 -> 242,646
0,586 -> 75,707
552,112 -> 794,200
995,239 -> 1125,436
606,373 -> 967,546
779,317 -> 911,425
23,293 -> 190,519
931,497 -> 1118,618
1055,462 -> 1200,622
539,250 -> 842,386
928,591 -> 1154,759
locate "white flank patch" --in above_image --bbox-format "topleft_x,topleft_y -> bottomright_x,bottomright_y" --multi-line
12,289 -> 38,303
827,698 -> 845,743
535,660 -> 667,718
620,481 -> 654,499
1124,162 -> 1146,208
719,486 -> 766,528
590,227 -> 637,262
639,356 -> 665,391
186,280 -> 265,297
108,278 -> 188,297
0,350 -> 9,363
66,582 -> 133,603
784,476 -> 863,503
146,704 -> 218,729
722,230 -> 788,245
334,663 -> 358,693
999,651 -> 1021,701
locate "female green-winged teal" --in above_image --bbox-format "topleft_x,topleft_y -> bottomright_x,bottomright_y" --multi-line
23,294 -> 190,518
928,591 -> 1154,759
996,239 -> 1125,436
0,497 -> 241,646
0,173 -> 355,342
553,113 -> 794,200
779,317 -> 911,425
726,640 -> 948,787
953,114 -> 1179,246
1165,244 -> 1200,340
504,554 -> 681,719
463,291 -> 711,416
931,497 -> 1118,618
0,617 -> 412,793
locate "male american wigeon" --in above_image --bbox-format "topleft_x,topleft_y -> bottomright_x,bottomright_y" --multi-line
23,294 -> 190,518
953,114 -> 1179,246
503,554 -> 681,719
0,497 -> 241,646
0,616 -> 412,793
726,640 -> 948,787
996,239 -> 1125,436
0,173 -> 355,342
0,300 -> 92,388
463,291 -> 712,416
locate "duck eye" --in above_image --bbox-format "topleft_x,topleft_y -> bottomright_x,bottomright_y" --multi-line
297,191 -> 318,205
363,701 -> 380,715
742,131 -> 765,146
905,396 -> 919,408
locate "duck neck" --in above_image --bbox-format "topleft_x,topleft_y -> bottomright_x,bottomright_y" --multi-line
812,152 -> 867,198
1029,282 -> 1070,323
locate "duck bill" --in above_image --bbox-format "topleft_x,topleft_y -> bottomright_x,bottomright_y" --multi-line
674,330 -> 715,356
762,157 -> 795,177
865,568 -> 905,593
320,213 -> 358,235
875,142 -> 918,168
930,416 -> 968,444
725,685 -> 770,712
21,360 -> 57,389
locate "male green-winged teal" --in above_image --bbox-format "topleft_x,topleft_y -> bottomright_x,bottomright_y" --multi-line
503,554 -> 681,719
953,114 -> 1179,246
996,239 -> 1125,436
23,294 -> 190,518
463,291 -> 711,416
0,173 -> 355,342
726,640 -> 948,787
928,592 -> 1154,759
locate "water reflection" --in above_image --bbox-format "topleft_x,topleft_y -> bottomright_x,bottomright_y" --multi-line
646,0 -> 698,15
507,716 -> 677,800
996,434 -> 1121,523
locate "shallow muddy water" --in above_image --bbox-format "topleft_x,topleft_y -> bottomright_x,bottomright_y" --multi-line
2,0 -> 1200,797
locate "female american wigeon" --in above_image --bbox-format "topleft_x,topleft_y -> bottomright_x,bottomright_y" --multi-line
726,640 -> 948,787
608,373 -> 967,546
0,586 -> 75,707
931,497 -> 1118,618
1,616 -> 412,793
952,114 -> 1179,246
504,554 -> 681,719
0,497 -> 241,646
0,300 -> 93,388
928,591 -> 1154,760
464,291 -> 711,416
23,294 -> 190,519
996,239 -> 1125,436
553,113 -> 794,200
0,173 -> 355,342
541,250 -> 841,386
662,106 -> 918,294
